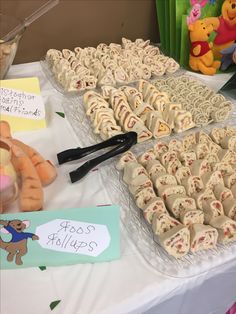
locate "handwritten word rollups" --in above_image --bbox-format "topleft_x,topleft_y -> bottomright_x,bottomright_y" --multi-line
36,219 -> 111,257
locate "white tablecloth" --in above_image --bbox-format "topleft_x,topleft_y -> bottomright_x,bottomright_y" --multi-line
1,62 -> 236,314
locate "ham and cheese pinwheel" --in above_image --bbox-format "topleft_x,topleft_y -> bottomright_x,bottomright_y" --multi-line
210,216 -> 236,244
158,225 -> 190,258
190,224 -> 218,253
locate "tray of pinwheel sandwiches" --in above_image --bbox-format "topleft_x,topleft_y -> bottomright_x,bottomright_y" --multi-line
45,37 -> 236,276
57,67 -> 236,277
40,37 -> 181,96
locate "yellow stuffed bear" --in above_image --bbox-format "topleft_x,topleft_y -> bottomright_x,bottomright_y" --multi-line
203,0 -> 236,58
188,19 -> 221,75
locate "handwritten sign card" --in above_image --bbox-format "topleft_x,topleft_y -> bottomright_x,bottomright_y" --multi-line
36,219 -> 111,257
0,206 -> 120,269
0,77 -> 46,132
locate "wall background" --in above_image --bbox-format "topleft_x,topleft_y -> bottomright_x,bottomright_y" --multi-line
0,0 -> 159,64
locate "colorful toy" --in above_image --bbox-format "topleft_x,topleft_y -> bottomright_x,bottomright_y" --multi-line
188,19 -> 221,75
203,0 -> 236,58
220,43 -> 236,70
0,120 -> 57,212
187,0 -> 208,26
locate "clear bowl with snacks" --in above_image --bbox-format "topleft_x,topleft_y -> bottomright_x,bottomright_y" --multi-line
0,14 -> 25,79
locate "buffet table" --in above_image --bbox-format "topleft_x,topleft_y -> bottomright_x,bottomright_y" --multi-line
1,62 -> 236,314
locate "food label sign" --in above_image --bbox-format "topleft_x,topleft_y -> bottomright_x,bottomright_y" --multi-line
36,219 -> 111,257
0,206 -> 120,269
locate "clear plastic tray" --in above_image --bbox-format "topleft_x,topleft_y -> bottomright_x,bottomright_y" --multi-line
40,57 -> 184,96
100,161 -> 236,278
61,75 -> 236,278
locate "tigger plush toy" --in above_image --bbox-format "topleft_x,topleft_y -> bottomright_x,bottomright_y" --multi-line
0,120 -> 57,212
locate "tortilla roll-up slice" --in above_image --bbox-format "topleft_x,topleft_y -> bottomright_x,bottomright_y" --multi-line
116,151 -> 137,170
202,199 -> 224,224
180,209 -> 204,226
210,128 -> 225,144
190,159 -> 211,177
85,94 -> 107,108
146,111 -> 162,130
136,79 -> 147,93
173,111 -> 195,133
153,141 -> 169,159
223,172 -> 236,188
138,149 -> 156,167
222,198 -> 236,220
158,225 -> 190,258
143,197 -> 168,224
150,118 -> 171,139
123,162 -> 147,184
165,195 -> 196,218
201,170 -> 224,190
152,212 -> 180,235
93,117 -> 118,134
153,172 -> 177,191
205,153 -> 219,164
217,149 -> 236,165
86,101 -> 110,117
114,102 -> 131,121
128,174 -> 153,195
209,142 -> 221,155
190,143 -> 209,160
210,215 -> 236,244
157,184 -> 186,201
182,133 -> 196,151
179,151 -> 196,167
165,158 -> 182,175
134,104 -> 154,122
220,135 -> 236,151
196,131 -> 212,145
134,186 -> 156,210
83,90 -> 103,105
162,103 -> 182,122
175,166 -> 191,184
152,93 -> 169,112
213,184 -> 234,202
192,189 -> 216,210
190,224 -> 218,253
91,108 -> 114,125
101,85 -> 116,100
146,159 -> 166,178
160,151 -> 178,166
168,139 -> 183,153
182,175 -> 204,196
131,122 -> 153,143
211,162 -> 233,177
224,126 -> 236,137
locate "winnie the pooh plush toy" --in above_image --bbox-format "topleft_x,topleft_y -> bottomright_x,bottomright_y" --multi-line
203,0 -> 236,58
188,19 -> 221,75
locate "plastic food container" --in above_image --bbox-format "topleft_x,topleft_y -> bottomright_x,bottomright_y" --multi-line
0,14 -> 25,79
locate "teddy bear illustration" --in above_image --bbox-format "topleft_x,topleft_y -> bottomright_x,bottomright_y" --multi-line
202,0 -> 236,58
188,19 -> 221,75
0,219 -> 39,265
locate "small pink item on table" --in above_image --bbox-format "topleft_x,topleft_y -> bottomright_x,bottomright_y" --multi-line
226,302 -> 236,314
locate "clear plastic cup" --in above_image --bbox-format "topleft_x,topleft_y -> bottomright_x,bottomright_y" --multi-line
0,14 -> 25,79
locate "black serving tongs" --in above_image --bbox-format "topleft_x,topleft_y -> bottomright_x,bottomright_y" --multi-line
57,132 -> 137,183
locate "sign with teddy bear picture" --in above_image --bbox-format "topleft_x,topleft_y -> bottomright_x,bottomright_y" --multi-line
0,206 -> 120,269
